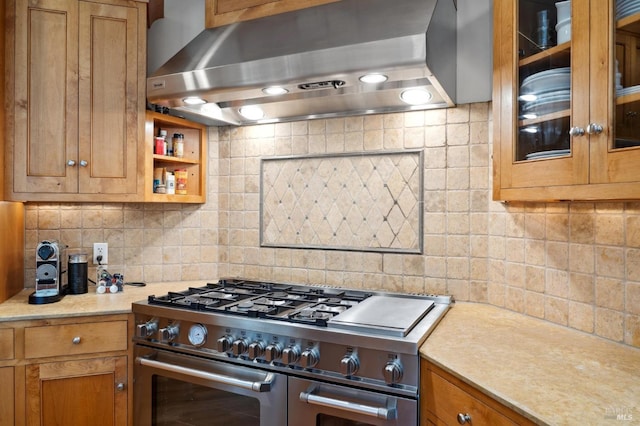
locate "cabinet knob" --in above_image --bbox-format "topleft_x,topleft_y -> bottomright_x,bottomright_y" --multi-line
586,123 -> 604,135
457,413 -> 471,424
116,383 -> 125,391
79,160 -> 88,167
72,336 -> 81,344
569,126 -> 585,137
67,160 -> 76,166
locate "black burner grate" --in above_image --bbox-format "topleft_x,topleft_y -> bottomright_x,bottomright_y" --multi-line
146,279 -> 373,326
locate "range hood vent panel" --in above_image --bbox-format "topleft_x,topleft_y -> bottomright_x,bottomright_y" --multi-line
148,0 -> 456,126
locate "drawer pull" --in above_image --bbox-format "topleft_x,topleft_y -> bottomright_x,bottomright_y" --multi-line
116,383 -> 125,391
457,413 -> 471,424
72,336 -> 81,345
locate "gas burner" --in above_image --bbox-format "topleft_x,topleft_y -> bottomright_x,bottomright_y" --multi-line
252,297 -> 288,306
287,302 -> 351,326
177,295 -> 221,307
201,291 -> 236,299
271,291 -> 304,300
228,301 -> 274,314
236,300 -> 255,310
314,304 -> 348,313
296,308 -> 333,321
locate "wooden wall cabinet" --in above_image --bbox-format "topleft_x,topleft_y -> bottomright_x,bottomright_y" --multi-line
205,0 -> 340,28
145,111 -> 207,203
421,360 -> 535,426
0,314 -> 132,426
493,0 -> 640,201
5,0 -> 146,202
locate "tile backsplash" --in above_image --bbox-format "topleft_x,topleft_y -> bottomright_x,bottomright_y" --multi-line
23,102 -> 640,348
260,150 -> 423,253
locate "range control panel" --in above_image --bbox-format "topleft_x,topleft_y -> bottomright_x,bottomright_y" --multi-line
133,315 -> 418,395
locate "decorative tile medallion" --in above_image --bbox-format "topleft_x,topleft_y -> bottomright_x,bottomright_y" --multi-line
260,151 -> 423,253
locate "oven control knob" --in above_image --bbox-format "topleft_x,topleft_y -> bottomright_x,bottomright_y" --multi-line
282,346 -> 301,365
136,320 -> 158,338
232,338 -> 248,356
264,343 -> 283,362
216,335 -> 233,353
340,354 -> 360,377
383,360 -> 403,385
248,341 -> 265,360
159,323 -> 180,342
301,348 -> 320,369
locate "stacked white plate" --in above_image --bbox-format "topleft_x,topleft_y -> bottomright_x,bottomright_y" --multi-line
617,85 -> 640,97
521,68 -> 571,93
520,68 -> 571,115
617,0 -> 640,19
525,149 -> 571,160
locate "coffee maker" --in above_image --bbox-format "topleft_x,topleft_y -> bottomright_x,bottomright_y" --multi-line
29,240 -> 66,304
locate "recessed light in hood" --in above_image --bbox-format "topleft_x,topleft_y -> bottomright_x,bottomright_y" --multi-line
239,106 -> 265,121
400,88 -> 433,105
147,0 -> 457,126
359,74 -> 389,84
183,96 -> 206,105
262,86 -> 289,96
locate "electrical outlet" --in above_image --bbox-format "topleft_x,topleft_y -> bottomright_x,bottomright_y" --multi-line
93,242 -> 108,265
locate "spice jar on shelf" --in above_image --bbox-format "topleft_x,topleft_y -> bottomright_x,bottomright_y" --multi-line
175,169 -> 188,195
173,133 -> 184,158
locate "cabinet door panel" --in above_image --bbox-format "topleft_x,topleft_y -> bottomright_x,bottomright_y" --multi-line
78,1 -> 139,195
26,356 -> 127,426
13,0 -> 78,193
0,367 -> 14,426
591,2 -> 640,184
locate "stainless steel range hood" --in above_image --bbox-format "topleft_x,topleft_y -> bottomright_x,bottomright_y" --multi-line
147,0 -> 457,126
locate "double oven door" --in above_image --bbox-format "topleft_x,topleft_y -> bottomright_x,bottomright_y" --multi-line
134,345 -> 287,426
288,377 -> 417,426
134,345 -> 417,426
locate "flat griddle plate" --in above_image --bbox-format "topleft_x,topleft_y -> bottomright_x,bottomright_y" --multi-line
328,295 -> 435,337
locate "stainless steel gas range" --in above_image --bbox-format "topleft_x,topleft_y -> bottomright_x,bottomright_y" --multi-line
132,278 -> 453,426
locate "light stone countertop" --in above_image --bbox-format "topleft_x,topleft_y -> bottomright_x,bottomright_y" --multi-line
420,302 -> 640,426
0,281 -> 209,321
3,286 -> 639,425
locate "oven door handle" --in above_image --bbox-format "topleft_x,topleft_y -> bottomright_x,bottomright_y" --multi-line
136,356 -> 274,392
299,389 -> 397,420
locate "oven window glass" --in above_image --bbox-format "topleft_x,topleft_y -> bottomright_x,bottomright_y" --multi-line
316,414 -> 374,426
152,376 -> 260,425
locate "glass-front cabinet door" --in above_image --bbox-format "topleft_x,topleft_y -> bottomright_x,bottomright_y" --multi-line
601,1 -> 640,183
493,0 -> 640,201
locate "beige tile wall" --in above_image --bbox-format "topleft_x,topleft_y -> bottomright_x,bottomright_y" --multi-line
23,102 -> 640,348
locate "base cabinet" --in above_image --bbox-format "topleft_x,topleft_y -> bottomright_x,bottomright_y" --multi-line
421,360 -> 535,426
0,314 -> 132,426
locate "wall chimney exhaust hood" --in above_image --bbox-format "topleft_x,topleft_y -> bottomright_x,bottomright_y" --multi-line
147,0 -> 457,126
